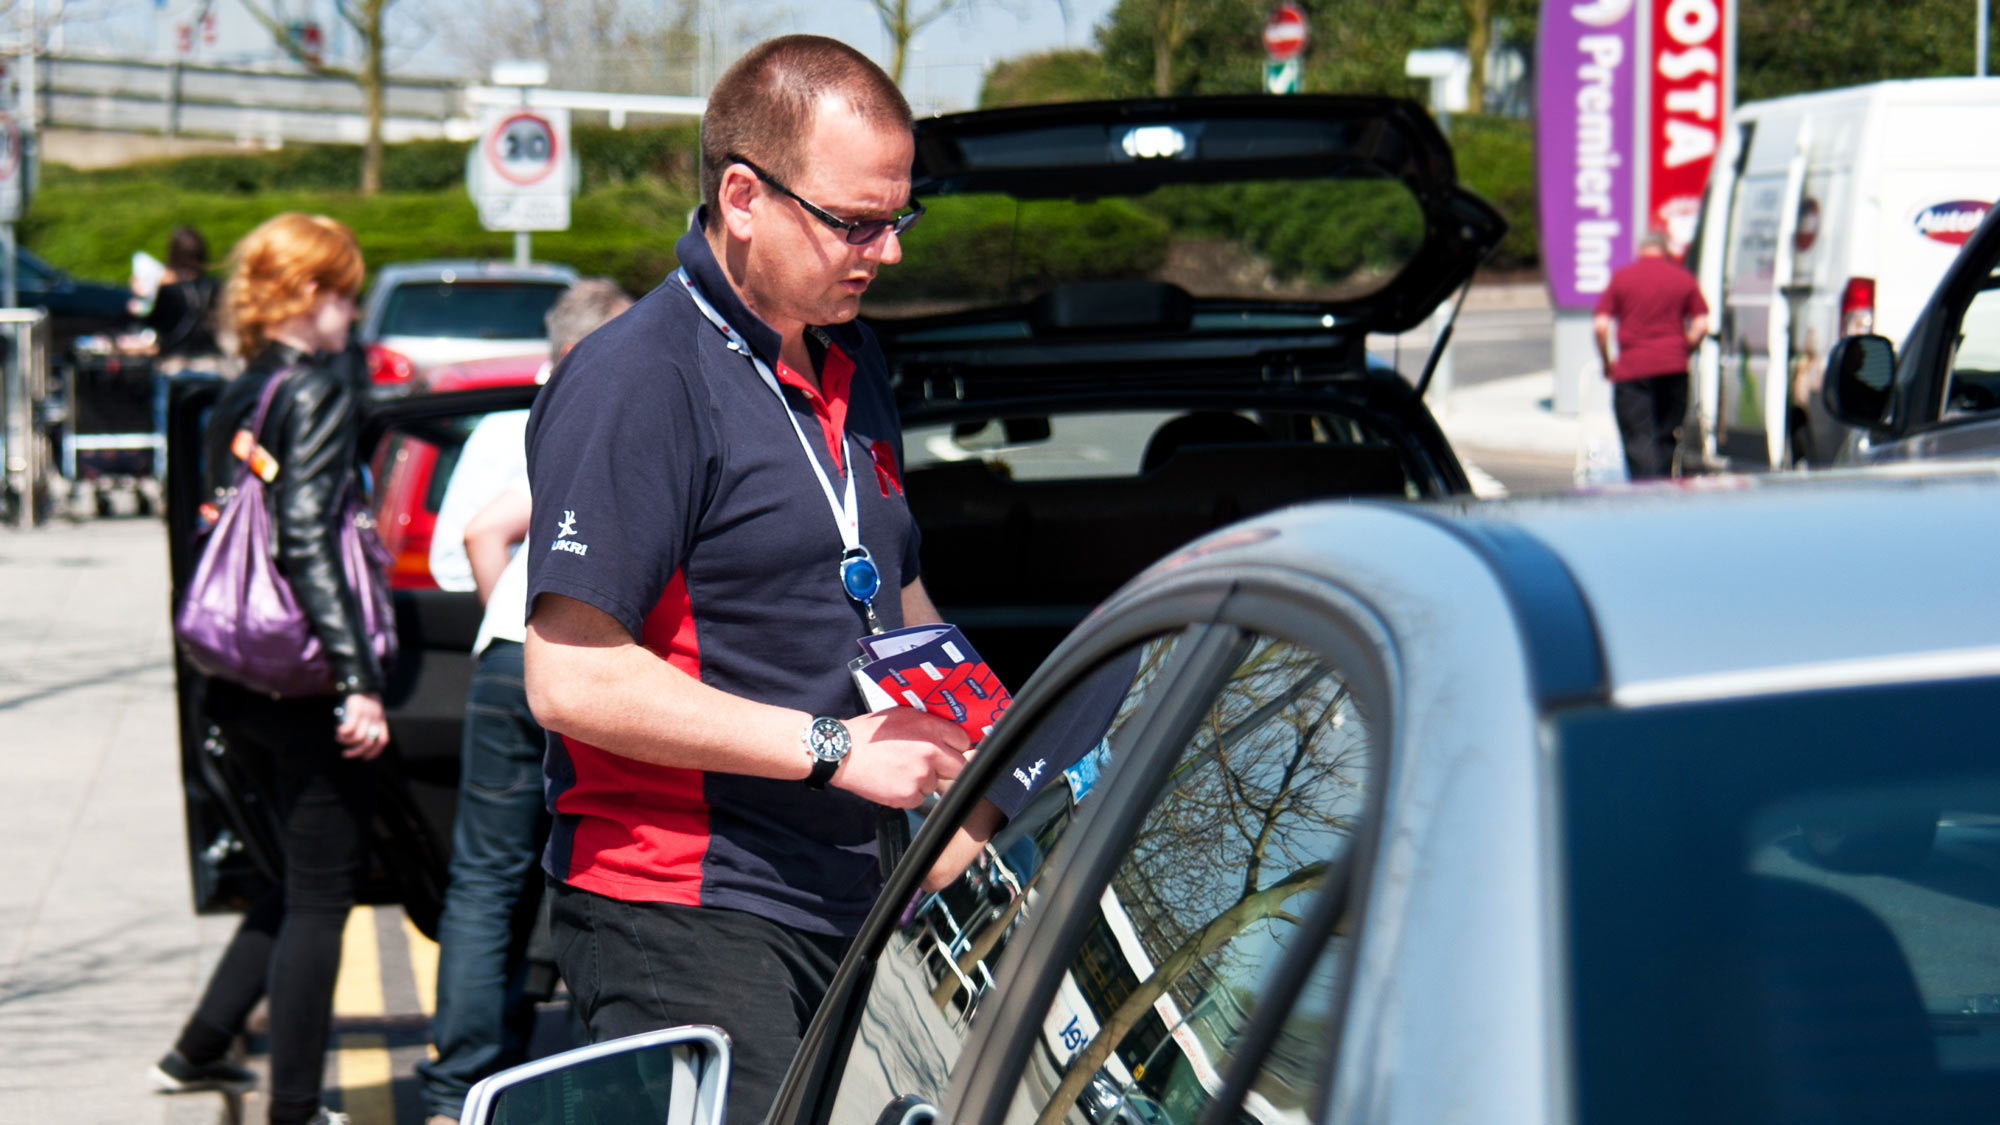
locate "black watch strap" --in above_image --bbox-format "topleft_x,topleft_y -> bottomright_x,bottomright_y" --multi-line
805,755 -> 841,790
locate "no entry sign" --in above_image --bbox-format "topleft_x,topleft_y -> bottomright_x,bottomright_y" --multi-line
471,104 -> 572,232
1264,2 -> 1307,62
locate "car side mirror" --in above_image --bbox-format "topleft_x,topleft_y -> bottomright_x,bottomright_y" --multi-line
1823,334 -> 1896,428
460,1024 -> 731,1125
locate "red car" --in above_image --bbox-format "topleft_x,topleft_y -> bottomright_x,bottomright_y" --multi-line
371,355 -> 546,589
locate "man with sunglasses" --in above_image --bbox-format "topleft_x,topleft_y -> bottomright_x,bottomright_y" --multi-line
519,34 -> 968,1125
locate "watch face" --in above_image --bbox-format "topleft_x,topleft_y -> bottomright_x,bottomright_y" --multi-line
808,717 -> 850,762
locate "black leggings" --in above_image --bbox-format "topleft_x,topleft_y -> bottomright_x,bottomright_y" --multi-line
174,682 -> 376,1125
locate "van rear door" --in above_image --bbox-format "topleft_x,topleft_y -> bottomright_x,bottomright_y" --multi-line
1689,121 -> 1746,470
1715,111 -> 1795,467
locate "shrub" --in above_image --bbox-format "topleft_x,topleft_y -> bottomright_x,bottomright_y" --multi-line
1446,114 -> 1537,272
867,194 -> 1170,305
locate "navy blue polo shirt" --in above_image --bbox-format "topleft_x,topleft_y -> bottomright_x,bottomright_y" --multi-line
524,217 -> 920,937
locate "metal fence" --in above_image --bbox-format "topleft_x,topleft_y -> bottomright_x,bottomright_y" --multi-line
28,52 -> 706,146
38,52 -> 472,144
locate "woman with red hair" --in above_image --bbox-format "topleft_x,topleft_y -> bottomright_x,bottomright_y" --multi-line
153,213 -> 389,1125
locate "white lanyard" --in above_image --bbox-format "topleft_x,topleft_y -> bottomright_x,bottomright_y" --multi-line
676,268 -> 860,553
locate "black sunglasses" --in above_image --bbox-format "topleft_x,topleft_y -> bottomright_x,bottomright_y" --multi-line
729,154 -> 924,246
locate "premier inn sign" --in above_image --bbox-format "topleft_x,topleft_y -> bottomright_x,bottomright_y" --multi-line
1536,0 -> 1734,310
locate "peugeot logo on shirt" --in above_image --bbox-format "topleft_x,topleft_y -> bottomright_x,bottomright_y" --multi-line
552,509 -> 589,556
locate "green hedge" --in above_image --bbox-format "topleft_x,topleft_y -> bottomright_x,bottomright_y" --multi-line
26,114 -> 1536,303
870,193 -> 1171,305
60,123 -> 702,196
25,172 -> 693,298
1446,115 -> 1537,272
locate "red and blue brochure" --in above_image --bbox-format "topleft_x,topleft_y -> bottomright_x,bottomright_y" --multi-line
851,624 -> 1012,746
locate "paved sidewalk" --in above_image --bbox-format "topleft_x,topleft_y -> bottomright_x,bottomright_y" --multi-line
0,517 -> 239,1125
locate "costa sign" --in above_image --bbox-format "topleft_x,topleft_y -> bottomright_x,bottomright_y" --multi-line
1646,0 -> 1728,253
1537,0 -> 1734,310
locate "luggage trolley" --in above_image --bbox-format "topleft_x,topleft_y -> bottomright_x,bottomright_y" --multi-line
61,338 -> 164,516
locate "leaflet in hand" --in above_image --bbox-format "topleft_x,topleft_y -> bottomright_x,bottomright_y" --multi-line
851,623 -> 1011,746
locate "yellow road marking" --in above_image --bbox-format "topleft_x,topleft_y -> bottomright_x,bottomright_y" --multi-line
334,905 -> 383,1017
404,912 -> 440,1019
335,1032 -> 396,1122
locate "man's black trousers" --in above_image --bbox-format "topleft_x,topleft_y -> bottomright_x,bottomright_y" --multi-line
550,880 -> 850,1125
1613,371 -> 1689,480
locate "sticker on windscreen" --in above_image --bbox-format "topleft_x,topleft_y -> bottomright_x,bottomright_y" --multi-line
1912,200 -> 1990,246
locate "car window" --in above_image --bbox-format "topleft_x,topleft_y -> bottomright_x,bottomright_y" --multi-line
999,635 -> 1372,1125
376,281 -> 568,340
1943,267 -> 2000,414
903,409 -> 1414,489
867,180 -> 1424,317
1560,676 -> 2000,1121
823,635 -> 1184,1125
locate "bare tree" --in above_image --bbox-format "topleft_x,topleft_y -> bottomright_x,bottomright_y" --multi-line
237,0 -> 399,194
1032,639 -> 1368,1125
862,0 -> 1063,89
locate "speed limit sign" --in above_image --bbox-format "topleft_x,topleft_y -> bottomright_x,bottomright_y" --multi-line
471,104 -> 572,231
487,112 -> 560,185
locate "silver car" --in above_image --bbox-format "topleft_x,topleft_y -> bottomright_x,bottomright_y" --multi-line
356,259 -> 576,387
462,463 -> 2000,1125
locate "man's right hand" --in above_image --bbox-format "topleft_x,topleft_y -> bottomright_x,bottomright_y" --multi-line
835,707 -> 973,808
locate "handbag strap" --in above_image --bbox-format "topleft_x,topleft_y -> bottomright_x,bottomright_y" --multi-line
232,367 -> 295,483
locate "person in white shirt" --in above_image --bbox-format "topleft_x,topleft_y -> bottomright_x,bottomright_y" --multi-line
418,279 -> 632,1125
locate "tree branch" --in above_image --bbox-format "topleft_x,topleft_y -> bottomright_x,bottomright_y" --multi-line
236,0 -> 359,81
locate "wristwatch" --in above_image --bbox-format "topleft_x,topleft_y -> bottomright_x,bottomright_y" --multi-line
802,715 -> 851,790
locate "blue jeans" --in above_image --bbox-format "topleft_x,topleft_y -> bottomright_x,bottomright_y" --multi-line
417,640 -> 552,1118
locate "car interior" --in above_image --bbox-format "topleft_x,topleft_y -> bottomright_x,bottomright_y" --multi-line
903,408 -> 1413,688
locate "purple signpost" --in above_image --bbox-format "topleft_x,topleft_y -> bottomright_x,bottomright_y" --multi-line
1538,0 -> 1642,471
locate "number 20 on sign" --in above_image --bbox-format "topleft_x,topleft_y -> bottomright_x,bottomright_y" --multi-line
488,113 -> 560,186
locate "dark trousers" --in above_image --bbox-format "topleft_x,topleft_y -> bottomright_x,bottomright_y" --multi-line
175,682 -> 375,1125
550,882 -> 849,1125
1613,371 -> 1689,480
417,640 -> 553,1117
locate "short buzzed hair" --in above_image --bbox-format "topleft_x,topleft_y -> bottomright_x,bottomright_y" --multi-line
544,277 -> 632,355
699,35 -> 912,228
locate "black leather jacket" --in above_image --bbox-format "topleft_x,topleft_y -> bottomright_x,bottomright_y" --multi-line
204,343 -> 385,695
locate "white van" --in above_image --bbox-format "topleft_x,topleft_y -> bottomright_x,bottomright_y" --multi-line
1685,78 -> 2000,470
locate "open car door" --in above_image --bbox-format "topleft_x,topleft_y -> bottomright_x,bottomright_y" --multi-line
164,376 -> 539,934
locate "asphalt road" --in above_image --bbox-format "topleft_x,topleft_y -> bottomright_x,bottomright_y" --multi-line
1370,303 -> 1555,391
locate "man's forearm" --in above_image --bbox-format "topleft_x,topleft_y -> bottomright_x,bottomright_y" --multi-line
525,624 -> 816,780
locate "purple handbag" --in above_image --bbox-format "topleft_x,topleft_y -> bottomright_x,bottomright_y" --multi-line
174,370 -> 397,697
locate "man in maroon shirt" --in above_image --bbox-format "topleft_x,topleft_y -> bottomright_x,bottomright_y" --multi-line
1593,230 -> 1710,479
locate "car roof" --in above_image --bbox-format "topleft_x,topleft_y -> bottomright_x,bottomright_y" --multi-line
368,260 -> 578,287
1127,463 -> 2000,708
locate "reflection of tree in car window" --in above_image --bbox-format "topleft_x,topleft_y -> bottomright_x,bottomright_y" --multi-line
1028,637 -> 1371,1125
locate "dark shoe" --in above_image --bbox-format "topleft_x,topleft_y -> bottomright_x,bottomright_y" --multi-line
149,1049 -> 256,1094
